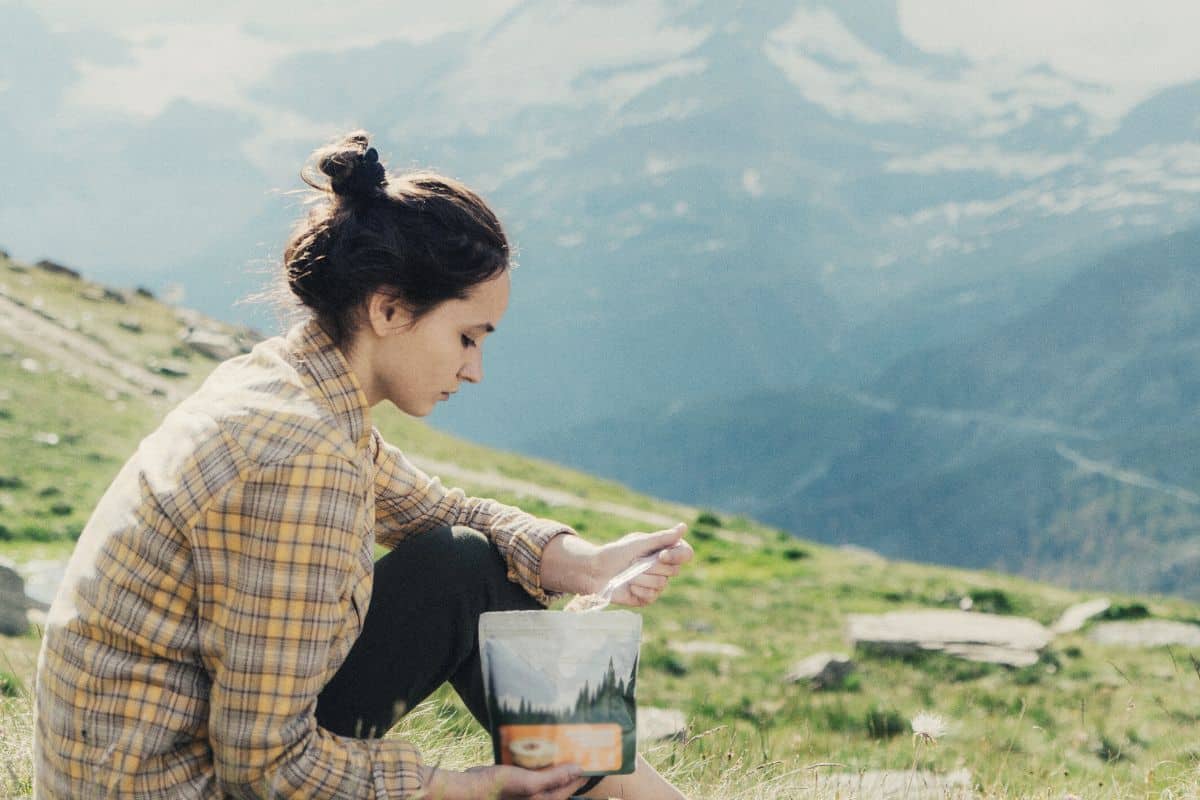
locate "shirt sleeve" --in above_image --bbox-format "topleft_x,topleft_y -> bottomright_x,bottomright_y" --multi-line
190,452 -> 425,799
368,430 -> 575,605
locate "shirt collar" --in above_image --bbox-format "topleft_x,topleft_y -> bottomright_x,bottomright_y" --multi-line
288,318 -> 372,451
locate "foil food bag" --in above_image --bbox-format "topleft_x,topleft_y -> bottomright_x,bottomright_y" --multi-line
479,610 -> 641,775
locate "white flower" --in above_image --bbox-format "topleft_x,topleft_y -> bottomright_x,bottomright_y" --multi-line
911,711 -> 949,745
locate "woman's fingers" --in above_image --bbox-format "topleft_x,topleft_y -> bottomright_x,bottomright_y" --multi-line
659,538 -> 694,566
633,573 -> 670,592
622,580 -> 664,606
484,764 -> 585,799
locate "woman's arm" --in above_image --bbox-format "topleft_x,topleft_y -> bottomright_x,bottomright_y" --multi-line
370,431 -> 693,606
369,431 -> 575,603
191,453 -> 429,798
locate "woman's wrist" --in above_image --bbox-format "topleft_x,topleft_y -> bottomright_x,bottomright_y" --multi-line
539,532 -> 602,595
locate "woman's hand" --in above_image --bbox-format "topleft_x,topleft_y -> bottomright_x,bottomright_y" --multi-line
590,523 -> 693,607
420,763 -> 588,800
541,522 -> 693,606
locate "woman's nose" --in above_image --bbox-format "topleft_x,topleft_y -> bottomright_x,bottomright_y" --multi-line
459,352 -> 483,384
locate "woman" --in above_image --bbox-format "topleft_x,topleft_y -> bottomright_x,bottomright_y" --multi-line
34,132 -> 692,799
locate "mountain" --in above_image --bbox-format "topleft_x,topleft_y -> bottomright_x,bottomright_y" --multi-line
6,1 -> 1200,450
525,226 -> 1200,599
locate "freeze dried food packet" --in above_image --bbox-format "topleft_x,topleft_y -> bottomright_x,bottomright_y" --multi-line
479,609 -> 642,775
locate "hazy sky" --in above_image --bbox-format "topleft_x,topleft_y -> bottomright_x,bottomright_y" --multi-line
898,0 -> 1200,100
5,0 -> 1200,289
24,0 -> 1200,118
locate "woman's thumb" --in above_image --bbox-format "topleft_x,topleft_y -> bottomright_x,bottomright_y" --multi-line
641,522 -> 687,555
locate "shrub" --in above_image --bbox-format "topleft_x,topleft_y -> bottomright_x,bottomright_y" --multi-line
864,706 -> 906,739
0,671 -> 21,698
1100,603 -> 1150,621
968,588 -> 1014,614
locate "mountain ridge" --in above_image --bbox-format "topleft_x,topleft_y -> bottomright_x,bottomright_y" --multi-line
524,225 -> 1200,600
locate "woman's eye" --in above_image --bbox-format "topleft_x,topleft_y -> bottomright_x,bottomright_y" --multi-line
461,334 -> 477,349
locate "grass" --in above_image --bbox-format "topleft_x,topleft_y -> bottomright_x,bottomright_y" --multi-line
3,255 -> 1200,797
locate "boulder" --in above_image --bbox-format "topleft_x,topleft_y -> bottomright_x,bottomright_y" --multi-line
181,328 -> 243,360
667,640 -> 745,658
637,707 -> 687,743
20,559 -> 67,607
1088,620 -> 1200,648
785,652 -> 855,689
847,610 -> 1053,668
1051,598 -> 1111,634
0,562 -> 40,636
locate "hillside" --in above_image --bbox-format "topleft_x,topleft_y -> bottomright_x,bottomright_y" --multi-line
525,227 -> 1200,600
3,254 -> 1200,799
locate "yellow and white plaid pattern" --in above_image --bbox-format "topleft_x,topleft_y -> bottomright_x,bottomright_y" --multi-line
34,320 -> 572,798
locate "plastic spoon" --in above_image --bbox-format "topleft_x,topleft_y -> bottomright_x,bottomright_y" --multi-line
564,552 -> 663,613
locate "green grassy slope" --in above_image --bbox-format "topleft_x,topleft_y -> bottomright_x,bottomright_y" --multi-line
2,253 -> 1199,799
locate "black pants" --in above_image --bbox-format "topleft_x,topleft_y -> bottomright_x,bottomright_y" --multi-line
316,525 -> 607,796
315,525 -> 542,738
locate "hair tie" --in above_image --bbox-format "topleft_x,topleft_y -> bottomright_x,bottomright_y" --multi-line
333,147 -> 386,199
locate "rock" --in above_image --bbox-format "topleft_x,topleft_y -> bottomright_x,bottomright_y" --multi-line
32,431 -> 61,446
147,358 -> 191,378
20,357 -> 41,373
786,652 -> 855,689
0,563 -> 37,636
35,259 -> 81,279
847,610 -> 1053,668
637,707 -> 687,743
668,640 -> 746,658
1088,620 -> 1200,648
814,768 -> 975,799
181,328 -> 243,360
19,559 -> 68,607
80,285 -> 126,303
1051,598 -> 1111,634
118,317 -> 144,334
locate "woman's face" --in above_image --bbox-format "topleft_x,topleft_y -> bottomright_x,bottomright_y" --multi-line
365,270 -> 510,416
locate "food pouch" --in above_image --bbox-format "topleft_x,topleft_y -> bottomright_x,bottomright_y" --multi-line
479,609 -> 641,775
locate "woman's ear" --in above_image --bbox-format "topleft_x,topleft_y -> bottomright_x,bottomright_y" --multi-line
364,290 -> 412,336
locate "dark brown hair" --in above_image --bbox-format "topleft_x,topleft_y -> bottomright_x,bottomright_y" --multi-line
283,131 -> 510,347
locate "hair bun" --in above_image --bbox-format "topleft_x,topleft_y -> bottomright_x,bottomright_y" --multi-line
317,133 -> 388,200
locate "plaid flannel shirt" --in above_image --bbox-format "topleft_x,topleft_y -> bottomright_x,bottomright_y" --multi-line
34,320 -> 573,798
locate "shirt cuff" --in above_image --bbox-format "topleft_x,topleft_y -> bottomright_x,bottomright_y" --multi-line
366,737 -> 425,798
509,526 -> 576,606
